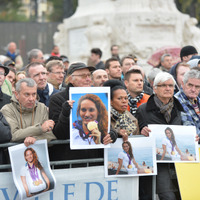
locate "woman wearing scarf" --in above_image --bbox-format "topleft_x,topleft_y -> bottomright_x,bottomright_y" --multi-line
20,148 -> 50,197
104,80 -> 139,141
161,127 -> 182,160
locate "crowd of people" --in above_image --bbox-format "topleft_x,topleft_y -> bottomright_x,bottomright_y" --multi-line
0,42 -> 200,200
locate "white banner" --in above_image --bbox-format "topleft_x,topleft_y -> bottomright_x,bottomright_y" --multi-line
0,166 -> 138,200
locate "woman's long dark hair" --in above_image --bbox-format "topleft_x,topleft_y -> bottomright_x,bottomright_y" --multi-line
77,94 -> 108,138
165,127 -> 176,146
24,148 -> 43,170
122,141 -> 134,159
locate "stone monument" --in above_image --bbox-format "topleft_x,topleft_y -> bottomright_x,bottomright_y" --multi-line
54,0 -> 200,65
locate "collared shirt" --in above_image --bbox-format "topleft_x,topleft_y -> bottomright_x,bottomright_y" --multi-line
175,87 -> 200,136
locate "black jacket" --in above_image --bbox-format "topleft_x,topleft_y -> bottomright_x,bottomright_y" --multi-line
0,91 -> 11,109
49,83 -> 117,161
0,112 -> 11,164
136,94 -> 184,131
136,94 -> 184,195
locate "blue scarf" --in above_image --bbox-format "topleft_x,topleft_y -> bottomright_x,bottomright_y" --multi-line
6,51 -> 17,61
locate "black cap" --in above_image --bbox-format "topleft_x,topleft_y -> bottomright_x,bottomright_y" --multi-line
0,63 -> 9,76
180,45 -> 198,58
4,60 -> 15,67
67,62 -> 95,75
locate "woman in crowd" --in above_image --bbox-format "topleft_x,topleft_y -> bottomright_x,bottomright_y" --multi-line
104,80 -> 139,141
20,148 -> 50,197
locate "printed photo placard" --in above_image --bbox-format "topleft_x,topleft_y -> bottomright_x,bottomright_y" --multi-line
70,87 -> 110,149
149,124 -> 199,163
104,137 -> 157,177
8,140 -> 56,200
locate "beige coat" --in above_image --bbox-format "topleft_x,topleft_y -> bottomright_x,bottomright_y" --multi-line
1,95 -> 56,143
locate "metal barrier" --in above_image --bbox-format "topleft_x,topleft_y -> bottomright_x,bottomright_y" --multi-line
0,137 -> 156,199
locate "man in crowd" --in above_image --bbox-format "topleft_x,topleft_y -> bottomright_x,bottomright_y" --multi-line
51,45 -> 60,57
175,68 -> 200,136
147,68 -> 161,88
49,62 -> 117,161
159,53 -> 173,72
1,78 -> 56,143
27,49 -> 44,63
5,42 -> 23,70
105,57 -> 122,80
0,63 -> 11,108
136,72 -> 183,200
121,55 -> 135,80
170,62 -> 190,93
111,44 -> 120,61
90,48 -> 105,69
91,69 -> 108,86
124,69 -> 149,116
25,62 -> 58,106
46,60 -> 65,90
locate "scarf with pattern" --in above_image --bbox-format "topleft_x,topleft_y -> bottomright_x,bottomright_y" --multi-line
111,106 -> 137,136
126,89 -> 144,116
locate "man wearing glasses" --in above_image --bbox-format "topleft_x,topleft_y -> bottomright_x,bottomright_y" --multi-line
25,62 -> 58,107
49,62 -> 117,161
46,60 -> 65,90
175,68 -> 200,137
136,72 -> 183,200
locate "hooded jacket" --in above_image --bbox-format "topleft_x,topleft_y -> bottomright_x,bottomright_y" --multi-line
1,95 -> 56,143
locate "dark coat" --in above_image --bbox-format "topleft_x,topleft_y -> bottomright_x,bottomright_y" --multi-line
0,90 -> 11,109
0,112 -> 12,164
49,83 -> 117,161
136,94 -> 184,195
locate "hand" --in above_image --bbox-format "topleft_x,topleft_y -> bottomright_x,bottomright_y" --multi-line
67,100 -> 75,108
119,129 -> 128,142
141,126 -> 151,137
24,137 -> 36,147
42,120 -> 55,132
195,134 -> 199,142
103,134 -> 113,145
90,129 -> 101,144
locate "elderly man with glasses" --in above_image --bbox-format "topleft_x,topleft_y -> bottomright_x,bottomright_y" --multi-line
136,72 -> 183,200
175,68 -> 200,137
49,62 -> 117,162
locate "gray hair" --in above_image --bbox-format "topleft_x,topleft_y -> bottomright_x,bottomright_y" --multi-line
15,78 -> 37,92
147,68 -> 162,81
27,49 -> 42,63
153,72 -> 176,88
25,62 -> 45,77
183,69 -> 200,85
160,54 -> 172,62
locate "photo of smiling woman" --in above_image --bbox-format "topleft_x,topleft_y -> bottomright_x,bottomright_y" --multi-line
72,94 -> 108,145
20,148 -> 50,197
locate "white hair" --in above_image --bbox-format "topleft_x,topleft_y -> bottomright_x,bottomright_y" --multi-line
153,72 -> 176,88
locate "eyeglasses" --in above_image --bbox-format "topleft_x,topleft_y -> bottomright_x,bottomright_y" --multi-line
0,72 -> 6,76
186,83 -> 200,90
72,73 -> 91,79
50,72 -> 66,75
156,84 -> 174,88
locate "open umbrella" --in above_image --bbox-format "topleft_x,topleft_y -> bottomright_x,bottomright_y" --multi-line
147,46 -> 181,67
